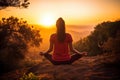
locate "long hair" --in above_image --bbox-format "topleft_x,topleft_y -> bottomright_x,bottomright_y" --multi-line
56,17 -> 66,42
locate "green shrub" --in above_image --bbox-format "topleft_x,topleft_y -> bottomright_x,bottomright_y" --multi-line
74,20 -> 120,56
19,72 -> 39,80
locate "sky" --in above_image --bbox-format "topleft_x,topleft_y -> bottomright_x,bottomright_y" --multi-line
0,0 -> 120,26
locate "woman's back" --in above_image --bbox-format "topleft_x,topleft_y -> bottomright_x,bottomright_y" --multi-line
50,33 -> 72,61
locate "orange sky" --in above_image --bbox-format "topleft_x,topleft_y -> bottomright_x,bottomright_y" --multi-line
0,0 -> 120,26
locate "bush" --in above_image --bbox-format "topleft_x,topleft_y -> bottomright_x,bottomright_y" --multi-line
0,16 -> 42,73
74,20 -> 120,56
19,72 -> 39,80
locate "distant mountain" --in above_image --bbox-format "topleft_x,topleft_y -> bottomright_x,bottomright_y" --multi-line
66,25 -> 94,42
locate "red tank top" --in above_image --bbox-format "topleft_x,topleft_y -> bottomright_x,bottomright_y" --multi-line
50,33 -> 73,61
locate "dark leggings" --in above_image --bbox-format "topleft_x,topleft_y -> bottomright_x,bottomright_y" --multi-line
44,53 -> 82,65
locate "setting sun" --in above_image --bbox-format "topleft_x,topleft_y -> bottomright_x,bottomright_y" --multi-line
39,14 -> 55,28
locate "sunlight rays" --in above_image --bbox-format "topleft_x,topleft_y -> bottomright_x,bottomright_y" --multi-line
39,13 -> 56,28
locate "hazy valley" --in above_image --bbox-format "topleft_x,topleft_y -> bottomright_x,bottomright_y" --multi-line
36,25 -> 94,51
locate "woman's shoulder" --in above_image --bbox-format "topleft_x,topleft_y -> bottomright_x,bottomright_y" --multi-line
66,33 -> 73,41
50,33 -> 56,41
66,33 -> 72,36
50,33 -> 56,37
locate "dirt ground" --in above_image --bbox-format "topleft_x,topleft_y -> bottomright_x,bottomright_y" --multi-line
0,56 -> 120,80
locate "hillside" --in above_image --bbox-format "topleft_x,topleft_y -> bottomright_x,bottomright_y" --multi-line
0,54 -> 120,80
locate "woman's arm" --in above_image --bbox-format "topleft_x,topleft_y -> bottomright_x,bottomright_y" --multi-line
45,41 -> 54,54
68,42 -> 82,54
40,41 -> 53,55
68,42 -> 88,56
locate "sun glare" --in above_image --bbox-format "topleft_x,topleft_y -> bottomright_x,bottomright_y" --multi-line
39,14 -> 55,28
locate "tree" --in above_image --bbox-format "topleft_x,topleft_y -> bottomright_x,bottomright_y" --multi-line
0,0 -> 30,10
0,16 -> 42,73
74,20 -> 120,56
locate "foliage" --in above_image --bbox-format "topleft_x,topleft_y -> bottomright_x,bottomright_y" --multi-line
19,72 -> 39,80
0,0 -> 30,10
19,72 -> 53,80
74,20 -> 120,56
0,16 -> 42,73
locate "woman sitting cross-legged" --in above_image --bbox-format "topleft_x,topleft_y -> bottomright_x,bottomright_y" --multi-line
40,17 -> 88,65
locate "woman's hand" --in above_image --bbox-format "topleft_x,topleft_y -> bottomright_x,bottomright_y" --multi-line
39,52 -> 49,56
81,52 -> 88,56
39,52 -> 44,56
